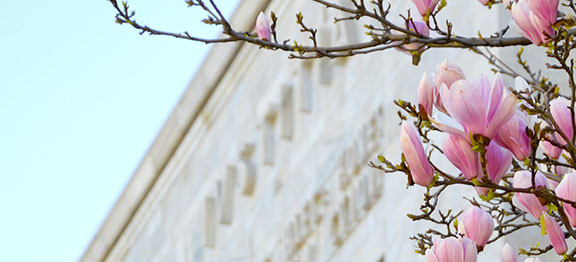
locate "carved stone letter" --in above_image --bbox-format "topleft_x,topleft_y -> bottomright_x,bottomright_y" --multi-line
263,106 -> 278,165
204,197 -> 216,248
239,144 -> 257,196
280,85 -> 294,139
219,166 -> 237,224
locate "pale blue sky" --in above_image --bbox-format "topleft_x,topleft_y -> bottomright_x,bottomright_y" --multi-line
0,1 -> 238,261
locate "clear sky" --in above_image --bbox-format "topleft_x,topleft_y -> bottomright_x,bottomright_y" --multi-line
0,1 -> 238,261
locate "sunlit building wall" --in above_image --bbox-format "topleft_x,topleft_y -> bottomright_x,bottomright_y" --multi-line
82,0 -> 548,261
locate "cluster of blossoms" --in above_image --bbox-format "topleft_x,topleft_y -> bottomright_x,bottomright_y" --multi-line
112,0 -> 576,258
255,0 -> 558,53
403,60 -> 521,188
410,0 -> 559,46
400,60 -> 576,261
255,0 -> 572,260
255,0 -> 558,51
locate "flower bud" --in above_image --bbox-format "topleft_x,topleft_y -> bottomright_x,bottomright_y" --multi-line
418,73 -> 436,115
401,122 -> 435,186
457,206 -> 494,247
543,213 -> 567,255
256,12 -> 271,41
501,243 -> 517,262
555,173 -> 576,227
478,0 -> 490,5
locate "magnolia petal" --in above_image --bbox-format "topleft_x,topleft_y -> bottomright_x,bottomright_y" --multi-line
501,243 -> 517,262
555,173 -> 576,227
448,80 -> 488,135
401,122 -> 435,186
544,213 -> 567,255
485,92 -> 517,138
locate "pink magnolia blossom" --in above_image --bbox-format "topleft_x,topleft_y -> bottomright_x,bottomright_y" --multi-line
478,0 -> 490,5
511,0 -> 554,45
501,243 -> 517,262
443,135 -> 481,180
550,97 -> 574,144
527,0 -> 559,25
485,142 -> 514,183
512,171 -> 547,218
438,74 -> 517,139
426,237 -> 477,262
412,0 -> 440,16
457,206 -> 494,247
555,173 -> 576,227
494,112 -> 532,160
435,60 -> 465,113
401,121 -> 435,186
256,12 -> 271,41
543,213 -> 568,255
418,72 -> 436,115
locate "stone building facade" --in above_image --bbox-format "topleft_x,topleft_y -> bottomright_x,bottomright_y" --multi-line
82,0 -> 553,261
